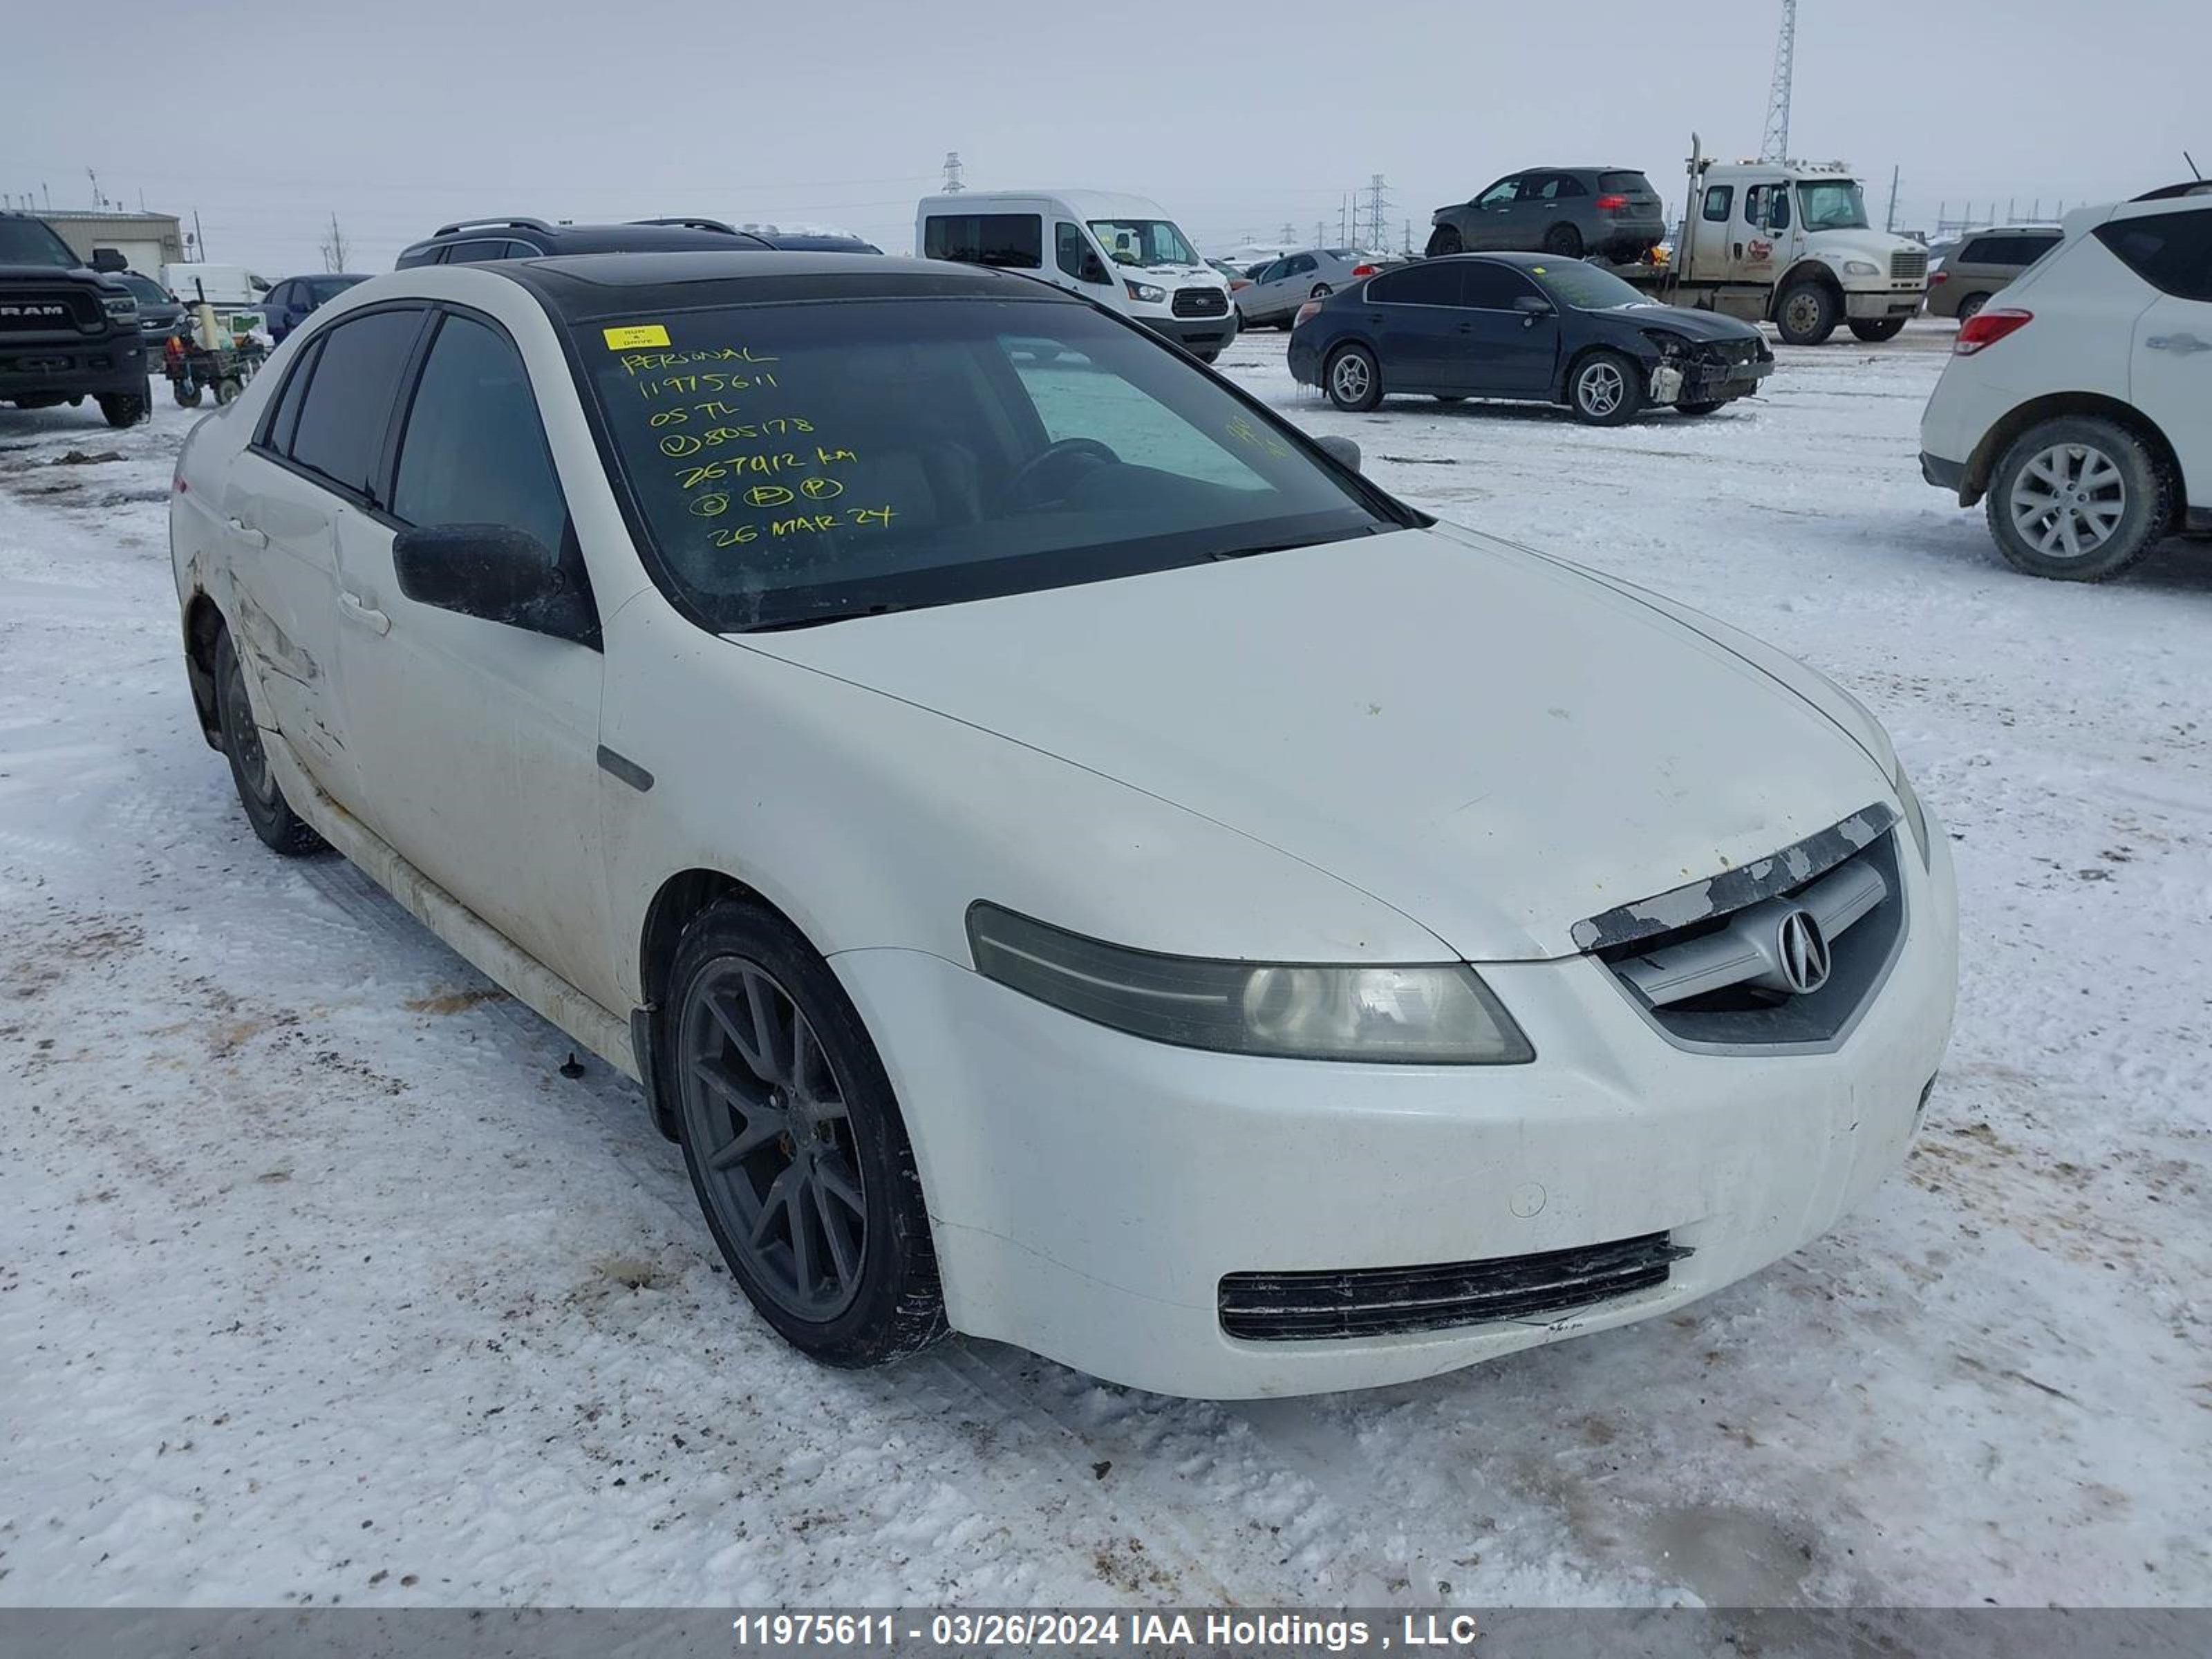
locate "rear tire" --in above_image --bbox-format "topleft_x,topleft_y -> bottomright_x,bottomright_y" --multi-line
1848,317 -> 1906,342
1324,344 -> 1382,412
214,377 -> 243,405
1775,281 -> 1839,346
1541,223 -> 1584,258
98,393 -> 148,429
666,900 -> 946,1368
1955,292 -> 1989,323
172,381 -> 203,409
213,628 -> 326,856
1568,350 -> 1642,425
1985,415 -> 2168,583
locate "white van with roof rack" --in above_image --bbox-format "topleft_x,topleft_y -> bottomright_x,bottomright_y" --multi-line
916,190 -> 1238,362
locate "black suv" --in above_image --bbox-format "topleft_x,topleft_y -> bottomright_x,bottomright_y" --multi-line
1,213 -> 150,428
395,216 -> 772,268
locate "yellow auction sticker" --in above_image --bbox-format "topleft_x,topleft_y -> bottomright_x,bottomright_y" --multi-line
603,324 -> 671,350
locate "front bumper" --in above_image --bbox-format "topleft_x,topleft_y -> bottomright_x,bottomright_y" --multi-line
0,332 -> 147,401
1845,288 -> 1925,321
834,825 -> 1958,1398
1654,352 -> 1774,405
1141,312 -> 1239,357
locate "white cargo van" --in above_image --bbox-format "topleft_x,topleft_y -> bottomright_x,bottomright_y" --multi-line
159,263 -> 274,309
915,191 -> 1238,361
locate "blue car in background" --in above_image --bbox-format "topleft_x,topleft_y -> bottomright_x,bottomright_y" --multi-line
1288,253 -> 1773,426
262,273 -> 369,342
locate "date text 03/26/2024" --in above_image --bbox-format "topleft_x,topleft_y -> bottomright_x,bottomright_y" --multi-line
728,1611 -> 1485,1651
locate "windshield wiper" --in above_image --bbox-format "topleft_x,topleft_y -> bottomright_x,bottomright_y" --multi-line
742,601 -> 913,633
1208,525 -> 1383,562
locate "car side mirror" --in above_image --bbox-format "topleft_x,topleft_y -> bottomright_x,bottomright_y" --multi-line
91,247 -> 126,272
393,524 -> 598,646
1513,294 -> 1553,326
1315,435 -> 1362,474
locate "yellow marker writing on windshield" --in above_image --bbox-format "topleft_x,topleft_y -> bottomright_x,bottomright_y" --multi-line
603,324 -> 672,350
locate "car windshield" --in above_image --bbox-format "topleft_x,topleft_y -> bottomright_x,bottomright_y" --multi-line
1797,181 -> 1870,231
573,297 -> 1400,632
0,218 -> 80,268
120,274 -> 169,306
1526,260 -> 1650,310
1089,218 -> 1199,267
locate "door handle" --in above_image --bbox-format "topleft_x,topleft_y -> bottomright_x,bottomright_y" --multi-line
2147,333 -> 2211,355
225,516 -> 268,550
338,590 -> 391,635
1733,243 -> 1744,259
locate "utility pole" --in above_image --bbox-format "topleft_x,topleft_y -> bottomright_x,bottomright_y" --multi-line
1760,0 -> 1797,165
1315,219 -> 1325,250
41,181 -> 50,211
1884,165 -> 1900,233
940,151 -> 964,194
193,207 -> 207,259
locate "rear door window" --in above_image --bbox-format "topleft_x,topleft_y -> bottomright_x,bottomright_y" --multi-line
2095,212 -> 2212,301
259,335 -> 323,455
1369,262 -> 1462,306
1461,263 -> 1540,310
923,213 -> 1042,270
390,312 -> 569,554
284,308 -> 427,498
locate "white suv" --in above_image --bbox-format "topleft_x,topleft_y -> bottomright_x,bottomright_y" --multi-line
1920,184 -> 2211,581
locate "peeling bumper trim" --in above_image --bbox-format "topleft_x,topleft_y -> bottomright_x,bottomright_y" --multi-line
1570,802 -> 1900,953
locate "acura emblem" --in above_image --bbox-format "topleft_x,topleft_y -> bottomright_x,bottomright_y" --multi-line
1776,910 -> 1831,995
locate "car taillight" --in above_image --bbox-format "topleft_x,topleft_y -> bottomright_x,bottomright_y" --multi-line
1350,263 -> 1377,277
1595,194 -> 1629,211
1293,301 -> 1322,330
1954,308 -> 2032,355
1929,270 -> 1949,283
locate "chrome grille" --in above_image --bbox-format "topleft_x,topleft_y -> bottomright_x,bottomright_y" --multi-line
1579,805 -> 1908,1049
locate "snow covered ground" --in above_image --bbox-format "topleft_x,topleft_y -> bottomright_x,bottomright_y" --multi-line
2,322 -> 2207,1609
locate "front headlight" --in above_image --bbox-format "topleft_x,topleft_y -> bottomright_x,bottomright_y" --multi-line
1125,279 -> 1167,304
966,903 -> 1534,1065
1641,330 -> 1690,358
102,295 -> 138,320
1893,760 -> 1932,868
1844,260 -> 1881,278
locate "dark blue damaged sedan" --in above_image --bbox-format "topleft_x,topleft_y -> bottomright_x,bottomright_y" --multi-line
1288,252 -> 1773,425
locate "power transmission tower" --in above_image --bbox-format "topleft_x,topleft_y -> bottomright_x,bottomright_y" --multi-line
1280,221 -> 1296,245
1364,175 -> 1390,249
1760,0 -> 1797,165
941,151 -> 964,194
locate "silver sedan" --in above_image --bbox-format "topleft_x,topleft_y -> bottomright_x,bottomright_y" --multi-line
1234,248 -> 1389,329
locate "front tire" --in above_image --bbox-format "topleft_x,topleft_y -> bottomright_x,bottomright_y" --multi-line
1775,281 -> 1839,346
667,901 -> 946,1367
1848,317 -> 1906,342
1324,344 -> 1382,411
1568,350 -> 1642,425
212,628 -> 326,856
172,380 -> 203,409
98,392 -> 149,428
1676,399 -> 1729,417
1426,226 -> 1463,257
1986,416 -> 2168,583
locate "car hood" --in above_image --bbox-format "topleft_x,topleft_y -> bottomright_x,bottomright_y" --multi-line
1593,303 -> 1763,344
1118,261 -> 1227,288
740,525 -> 1893,962
1803,229 -> 1918,265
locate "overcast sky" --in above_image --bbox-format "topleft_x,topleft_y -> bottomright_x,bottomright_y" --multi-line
8,0 -> 2204,273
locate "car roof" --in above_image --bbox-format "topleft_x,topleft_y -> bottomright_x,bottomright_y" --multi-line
487,250 -> 1080,319
403,222 -> 773,257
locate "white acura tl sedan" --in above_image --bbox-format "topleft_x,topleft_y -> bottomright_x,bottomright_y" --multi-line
171,252 -> 1956,1398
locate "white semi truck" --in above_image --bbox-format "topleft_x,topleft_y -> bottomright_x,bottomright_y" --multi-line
1620,136 -> 1930,344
